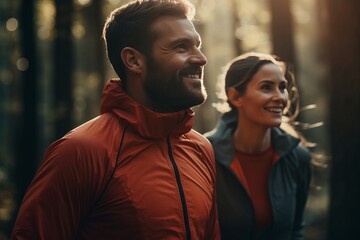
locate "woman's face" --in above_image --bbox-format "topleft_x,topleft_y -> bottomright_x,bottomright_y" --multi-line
235,63 -> 288,128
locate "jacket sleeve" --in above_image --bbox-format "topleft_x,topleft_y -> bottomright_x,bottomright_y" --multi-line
292,145 -> 312,240
10,137 -> 110,240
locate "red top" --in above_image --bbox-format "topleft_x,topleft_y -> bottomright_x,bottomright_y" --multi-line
230,145 -> 279,231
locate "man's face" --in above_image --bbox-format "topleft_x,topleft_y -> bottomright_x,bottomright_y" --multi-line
142,16 -> 208,112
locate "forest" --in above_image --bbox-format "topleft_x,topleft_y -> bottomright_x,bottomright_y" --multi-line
1,0 -> 360,239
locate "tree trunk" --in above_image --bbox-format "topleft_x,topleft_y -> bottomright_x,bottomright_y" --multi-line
16,0 -> 38,210
326,1 -> 360,239
12,0 -> 38,233
77,0 -> 105,122
54,0 -> 74,138
269,0 -> 295,65
232,0 -> 242,56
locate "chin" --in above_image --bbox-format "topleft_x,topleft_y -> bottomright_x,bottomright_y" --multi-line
181,94 -> 206,109
188,97 -> 206,109
187,88 -> 207,107
195,85 -> 207,103
267,120 -> 282,128
196,90 -> 207,105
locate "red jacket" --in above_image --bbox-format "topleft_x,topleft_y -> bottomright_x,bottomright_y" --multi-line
11,79 -> 220,240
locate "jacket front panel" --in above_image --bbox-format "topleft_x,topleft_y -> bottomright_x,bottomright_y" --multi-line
11,80 -> 219,240
206,110 -> 312,240
84,129 -> 217,240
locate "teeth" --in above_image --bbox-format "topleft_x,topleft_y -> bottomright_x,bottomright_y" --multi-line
184,74 -> 200,79
266,108 -> 282,113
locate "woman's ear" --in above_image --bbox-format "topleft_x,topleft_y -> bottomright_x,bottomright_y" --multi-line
227,88 -> 243,107
121,47 -> 145,74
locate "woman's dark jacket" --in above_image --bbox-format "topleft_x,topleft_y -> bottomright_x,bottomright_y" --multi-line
206,110 -> 312,240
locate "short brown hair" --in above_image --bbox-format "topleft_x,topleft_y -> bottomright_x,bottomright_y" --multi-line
103,0 -> 195,83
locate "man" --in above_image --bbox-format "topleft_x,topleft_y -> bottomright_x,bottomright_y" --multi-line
11,0 -> 220,239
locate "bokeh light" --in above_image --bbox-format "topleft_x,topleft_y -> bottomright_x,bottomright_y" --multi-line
16,58 -> 29,71
75,0 -> 92,7
6,18 -> 18,32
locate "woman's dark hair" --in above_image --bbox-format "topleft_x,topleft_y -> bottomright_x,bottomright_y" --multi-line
102,0 -> 195,86
214,52 -> 299,123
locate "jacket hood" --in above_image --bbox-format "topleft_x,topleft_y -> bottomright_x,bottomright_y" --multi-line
100,79 -> 194,139
205,109 -> 300,166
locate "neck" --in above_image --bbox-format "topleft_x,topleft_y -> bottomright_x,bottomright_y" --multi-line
232,113 -> 271,154
125,77 -> 178,113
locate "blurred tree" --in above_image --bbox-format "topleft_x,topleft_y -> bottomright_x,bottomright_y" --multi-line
231,0 -> 242,56
85,0 -> 105,93
269,0 -> 295,65
72,0 -> 105,125
15,0 -> 37,209
54,0 -> 74,138
326,0 -> 360,239
11,0 -> 38,235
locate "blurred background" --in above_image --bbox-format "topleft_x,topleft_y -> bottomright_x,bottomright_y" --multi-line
1,0 -> 359,239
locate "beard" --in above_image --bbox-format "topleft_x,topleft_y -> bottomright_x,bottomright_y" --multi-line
143,59 -> 207,112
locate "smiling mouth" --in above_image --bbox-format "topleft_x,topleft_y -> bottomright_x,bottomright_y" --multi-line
180,66 -> 203,80
183,73 -> 201,79
265,107 -> 283,114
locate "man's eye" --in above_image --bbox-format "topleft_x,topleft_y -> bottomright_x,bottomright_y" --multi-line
175,44 -> 187,50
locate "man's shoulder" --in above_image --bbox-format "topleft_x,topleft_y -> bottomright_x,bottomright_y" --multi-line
66,113 -> 124,142
45,113 -> 124,162
187,129 -> 212,146
186,129 -> 215,161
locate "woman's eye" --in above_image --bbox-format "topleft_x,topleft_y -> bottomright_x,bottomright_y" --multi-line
261,84 -> 271,91
279,83 -> 287,92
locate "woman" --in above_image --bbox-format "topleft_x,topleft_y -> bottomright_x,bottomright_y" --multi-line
206,52 -> 312,240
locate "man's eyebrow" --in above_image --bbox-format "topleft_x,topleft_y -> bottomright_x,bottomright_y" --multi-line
171,36 -> 202,46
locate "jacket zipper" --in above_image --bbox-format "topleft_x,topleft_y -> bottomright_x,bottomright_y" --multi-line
166,135 -> 191,240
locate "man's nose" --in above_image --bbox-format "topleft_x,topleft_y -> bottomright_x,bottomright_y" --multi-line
189,49 -> 207,66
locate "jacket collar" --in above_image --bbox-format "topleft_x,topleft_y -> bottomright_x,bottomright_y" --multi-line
100,79 -> 194,139
206,109 -> 300,167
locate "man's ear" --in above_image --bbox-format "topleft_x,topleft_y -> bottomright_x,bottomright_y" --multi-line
227,88 -> 243,107
121,47 -> 145,74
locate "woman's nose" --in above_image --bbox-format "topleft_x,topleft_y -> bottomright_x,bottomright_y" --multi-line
273,89 -> 288,103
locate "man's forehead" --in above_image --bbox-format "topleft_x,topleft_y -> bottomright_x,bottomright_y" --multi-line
150,16 -> 200,42
150,16 -> 196,33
